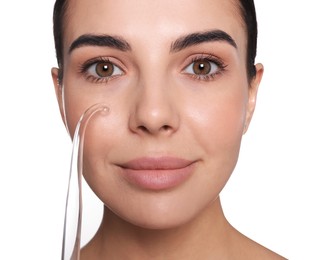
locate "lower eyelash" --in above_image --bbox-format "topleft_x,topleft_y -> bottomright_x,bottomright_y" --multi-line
84,74 -> 112,84
188,69 -> 224,81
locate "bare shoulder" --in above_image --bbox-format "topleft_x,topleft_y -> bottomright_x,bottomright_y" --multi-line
246,242 -> 287,260
230,227 -> 287,260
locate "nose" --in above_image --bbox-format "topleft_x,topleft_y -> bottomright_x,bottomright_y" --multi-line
129,78 -> 180,137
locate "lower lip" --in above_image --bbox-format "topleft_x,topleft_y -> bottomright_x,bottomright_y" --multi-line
119,162 -> 195,190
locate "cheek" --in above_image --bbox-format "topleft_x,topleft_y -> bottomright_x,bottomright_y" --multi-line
184,86 -> 248,159
61,79 -> 117,138
182,87 -> 248,199
61,84 -> 91,138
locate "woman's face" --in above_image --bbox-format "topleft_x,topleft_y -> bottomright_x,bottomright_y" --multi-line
53,0 -> 262,229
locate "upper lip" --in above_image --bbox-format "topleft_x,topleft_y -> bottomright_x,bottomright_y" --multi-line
119,157 -> 194,170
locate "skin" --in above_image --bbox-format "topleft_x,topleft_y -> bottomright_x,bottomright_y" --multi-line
52,0 -> 285,259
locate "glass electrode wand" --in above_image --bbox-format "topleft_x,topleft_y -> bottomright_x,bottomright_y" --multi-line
61,104 -> 109,260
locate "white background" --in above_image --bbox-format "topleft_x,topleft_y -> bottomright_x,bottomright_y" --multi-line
0,1 -> 332,259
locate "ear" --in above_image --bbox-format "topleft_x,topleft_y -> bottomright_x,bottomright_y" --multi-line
51,67 -> 66,126
243,63 -> 264,134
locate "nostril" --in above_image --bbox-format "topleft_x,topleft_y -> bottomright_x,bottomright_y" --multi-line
136,124 -> 172,134
161,125 -> 171,131
138,125 -> 149,133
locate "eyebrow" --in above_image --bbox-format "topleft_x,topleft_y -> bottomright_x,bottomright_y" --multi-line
170,29 -> 237,53
69,34 -> 131,53
68,29 -> 236,54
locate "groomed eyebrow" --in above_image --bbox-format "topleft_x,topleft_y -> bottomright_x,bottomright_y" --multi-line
69,34 -> 131,53
170,29 -> 237,53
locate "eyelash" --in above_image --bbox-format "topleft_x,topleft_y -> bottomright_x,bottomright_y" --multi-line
182,54 -> 227,81
79,54 -> 227,84
79,56 -> 124,84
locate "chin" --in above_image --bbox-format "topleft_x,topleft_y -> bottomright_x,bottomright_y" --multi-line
118,209 -> 197,231
102,185 -> 220,232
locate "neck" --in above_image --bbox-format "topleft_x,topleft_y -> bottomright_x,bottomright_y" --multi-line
81,197 -> 234,259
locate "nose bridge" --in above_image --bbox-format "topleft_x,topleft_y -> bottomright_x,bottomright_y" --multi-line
130,70 -> 179,135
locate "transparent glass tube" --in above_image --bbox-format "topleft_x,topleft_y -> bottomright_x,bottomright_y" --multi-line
61,104 -> 109,260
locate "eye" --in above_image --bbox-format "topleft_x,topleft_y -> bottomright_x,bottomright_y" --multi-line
80,57 -> 124,83
185,60 -> 216,75
183,55 -> 226,81
87,61 -> 123,78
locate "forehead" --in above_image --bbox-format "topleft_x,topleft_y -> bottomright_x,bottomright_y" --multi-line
64,0 -> 246,55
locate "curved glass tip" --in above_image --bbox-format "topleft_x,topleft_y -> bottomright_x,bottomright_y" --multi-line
61,103 -> 109,260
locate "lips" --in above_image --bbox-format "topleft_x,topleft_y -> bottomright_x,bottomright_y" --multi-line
117,157 -> 196,190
